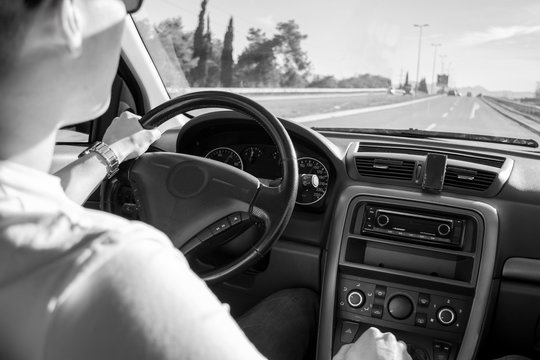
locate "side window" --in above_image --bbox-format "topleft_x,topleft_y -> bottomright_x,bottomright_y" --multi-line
56,73 -> 139,145
57,123 -> 92,144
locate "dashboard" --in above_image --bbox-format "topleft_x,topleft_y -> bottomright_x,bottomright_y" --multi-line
175,112 -> 333,207
162,109 -> 540,360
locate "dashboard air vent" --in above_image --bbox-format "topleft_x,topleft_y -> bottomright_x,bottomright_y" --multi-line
355,157 -> 415,181
444,166 -> 497,191
357,143 -> 505,168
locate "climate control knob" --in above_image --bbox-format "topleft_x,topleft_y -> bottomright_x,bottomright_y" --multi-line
347,290 -> 365,308
437,307 -> 456,326
388,295 -> 413,320
377,214 -> 390,227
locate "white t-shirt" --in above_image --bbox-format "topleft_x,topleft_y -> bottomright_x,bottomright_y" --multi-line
0,161 -> 265,360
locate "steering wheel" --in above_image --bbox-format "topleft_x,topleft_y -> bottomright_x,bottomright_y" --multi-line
107,91 -> 298,284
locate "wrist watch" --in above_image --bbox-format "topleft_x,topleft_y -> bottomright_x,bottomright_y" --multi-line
78,141 -> 120,179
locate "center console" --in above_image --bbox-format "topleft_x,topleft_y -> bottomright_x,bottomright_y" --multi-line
317,188 -> 498,360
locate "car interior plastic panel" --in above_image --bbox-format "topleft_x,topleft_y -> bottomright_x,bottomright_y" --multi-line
317,186 -> 498,360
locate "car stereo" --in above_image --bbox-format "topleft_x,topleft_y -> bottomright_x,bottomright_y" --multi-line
362,205 -> 465,248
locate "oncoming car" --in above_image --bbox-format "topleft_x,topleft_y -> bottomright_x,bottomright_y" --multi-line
42,0 -> 540,359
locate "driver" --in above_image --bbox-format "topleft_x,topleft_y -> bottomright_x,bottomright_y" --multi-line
0,0 -> 411,359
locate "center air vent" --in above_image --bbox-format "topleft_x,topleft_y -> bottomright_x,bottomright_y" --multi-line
355,157 -> 415,181
357,143 -> 506,168
444,166 -> 497,191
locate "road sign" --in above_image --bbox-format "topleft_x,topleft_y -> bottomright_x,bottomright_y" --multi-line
437,74 -> 449,86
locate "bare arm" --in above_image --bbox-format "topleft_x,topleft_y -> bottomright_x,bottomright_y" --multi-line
55,112 -> 161,204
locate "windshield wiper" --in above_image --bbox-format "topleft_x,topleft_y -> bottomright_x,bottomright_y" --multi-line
311,127 -> 539,148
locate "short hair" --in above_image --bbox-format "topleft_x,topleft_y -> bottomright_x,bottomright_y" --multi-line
0,0 -> 46,75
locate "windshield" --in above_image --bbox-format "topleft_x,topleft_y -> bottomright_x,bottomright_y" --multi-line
132,0 -> 540,147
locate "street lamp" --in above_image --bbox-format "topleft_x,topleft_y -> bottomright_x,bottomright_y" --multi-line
431,43 -> 441,94
413,24 -> 429,93
439,54 -> 448,92
439,54 -> 447,74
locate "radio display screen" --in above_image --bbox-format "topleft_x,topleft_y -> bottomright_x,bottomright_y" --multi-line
362,205 -> 464,248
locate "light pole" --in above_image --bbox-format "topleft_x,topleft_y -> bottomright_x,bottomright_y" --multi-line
439,54 -> 447,92
413,24 -> 429,93
431,43 -> 441,94
440,54 -> 447,74
447,61 -> 453,88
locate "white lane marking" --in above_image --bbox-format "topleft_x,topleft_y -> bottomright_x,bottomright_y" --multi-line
469,102 -> 480,119
450,107 -> 454,111
426,123 -> 437,130
442,112 -> 449,118
291,95 -> 443,123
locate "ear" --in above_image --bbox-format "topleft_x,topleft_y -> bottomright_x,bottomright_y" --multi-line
58,0 -> 82,57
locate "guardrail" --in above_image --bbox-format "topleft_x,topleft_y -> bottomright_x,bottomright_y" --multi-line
485,96 -> 540,120
169,87 -> 391,97
481,96 -> 540,138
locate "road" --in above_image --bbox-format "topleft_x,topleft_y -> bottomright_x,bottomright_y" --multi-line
293,95 -> 540,141
253,93 -> 426,120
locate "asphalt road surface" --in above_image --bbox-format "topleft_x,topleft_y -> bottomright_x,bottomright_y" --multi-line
254,93 -> 425,119
297,96 -> 540,142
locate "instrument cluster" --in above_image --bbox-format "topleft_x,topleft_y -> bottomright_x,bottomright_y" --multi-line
204,144 -> 329,205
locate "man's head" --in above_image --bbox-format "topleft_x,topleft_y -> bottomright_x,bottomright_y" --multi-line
0,0 -> 128,126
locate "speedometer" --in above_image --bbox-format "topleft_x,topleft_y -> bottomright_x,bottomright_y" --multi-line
205,147 -> 243,170
296,157 -> 329,205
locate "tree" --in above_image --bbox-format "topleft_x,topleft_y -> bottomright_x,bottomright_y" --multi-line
191,0 -> 211,86
220,17 -> 234,87
418,78 -> 428,93
205,35 -> 224,87
135,18 -> 190,94
404,72 -> 409,88
193,0 -> 207,59
308,75 -> 338,88
337,74 -> 391,88
273,20 -> 310,87
236,28 -> 280,87
155,17 -> 195,85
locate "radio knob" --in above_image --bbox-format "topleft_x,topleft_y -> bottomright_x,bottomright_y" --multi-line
438,224 -> 451,236
437,307 -> 456,326
347,290 -> 365,308
377,214 -> 390,227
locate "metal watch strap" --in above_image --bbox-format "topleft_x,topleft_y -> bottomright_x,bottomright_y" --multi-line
78,141 -> 120,179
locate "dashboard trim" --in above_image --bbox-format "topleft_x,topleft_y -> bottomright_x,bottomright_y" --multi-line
317,186 -> 499,360
502,257 -> 540,284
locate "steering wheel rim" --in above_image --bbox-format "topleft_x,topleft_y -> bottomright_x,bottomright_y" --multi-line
120,91 -> 298,284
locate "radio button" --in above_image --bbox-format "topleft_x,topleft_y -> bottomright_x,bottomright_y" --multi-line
372,305 -> 384,318
438,224 -> 451,236
415,313 -> 427,327
376,214 -> 390,227
418,293 -> 430,307
374,286 -> 387,299
388,295 -> 413,320
347,290 -> 365,308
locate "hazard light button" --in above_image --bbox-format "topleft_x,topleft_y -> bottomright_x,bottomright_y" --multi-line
340,321 -> 359,344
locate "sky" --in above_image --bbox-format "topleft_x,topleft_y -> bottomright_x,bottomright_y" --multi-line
134,0 -> 540,92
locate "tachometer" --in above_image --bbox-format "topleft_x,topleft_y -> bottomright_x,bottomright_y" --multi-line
296,157 -> 329,205
205,147 -> 243,170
